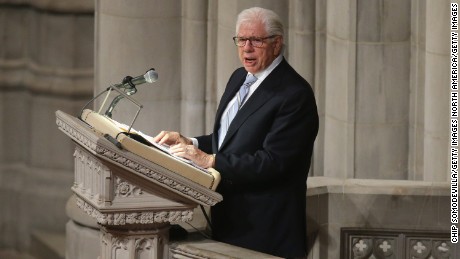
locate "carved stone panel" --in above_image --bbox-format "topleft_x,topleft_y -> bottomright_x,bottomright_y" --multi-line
341,228 -> 455,259
73,145 -> 111,206
100,226 -> 168,259
408,238 -> 453,259
349,236 -> 398,259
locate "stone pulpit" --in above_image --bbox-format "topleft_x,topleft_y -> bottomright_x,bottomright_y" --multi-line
55,110 -> 222,259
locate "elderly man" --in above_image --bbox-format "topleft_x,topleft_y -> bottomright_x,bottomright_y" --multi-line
154,7 -> 318,258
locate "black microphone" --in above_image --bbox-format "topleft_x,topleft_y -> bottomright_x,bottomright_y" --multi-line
115,68 -> 158,90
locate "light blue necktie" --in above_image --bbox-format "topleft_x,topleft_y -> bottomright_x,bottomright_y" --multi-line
218,74 -> 258,148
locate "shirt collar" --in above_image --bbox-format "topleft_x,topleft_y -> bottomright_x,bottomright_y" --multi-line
250,54 -> 283,79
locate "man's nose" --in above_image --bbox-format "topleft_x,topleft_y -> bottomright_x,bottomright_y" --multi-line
243,40 -> 254,51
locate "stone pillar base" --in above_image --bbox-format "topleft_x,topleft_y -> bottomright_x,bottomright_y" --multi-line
100,224 -> 169,259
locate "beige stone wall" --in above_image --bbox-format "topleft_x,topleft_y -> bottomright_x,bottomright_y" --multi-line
0,0 -> 93,252
0,0 -> 452,255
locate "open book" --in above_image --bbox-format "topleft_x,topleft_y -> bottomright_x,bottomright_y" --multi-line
112,121 -> 197,167
80,109 -> 220,191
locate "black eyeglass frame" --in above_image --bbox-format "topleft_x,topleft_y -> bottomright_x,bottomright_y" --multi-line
232,35 -> 278,47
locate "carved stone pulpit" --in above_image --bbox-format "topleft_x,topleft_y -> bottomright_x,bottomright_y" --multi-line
56,110 -> 222,258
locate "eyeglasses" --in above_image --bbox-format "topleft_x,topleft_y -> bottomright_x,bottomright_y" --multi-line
232,35 -> 277,47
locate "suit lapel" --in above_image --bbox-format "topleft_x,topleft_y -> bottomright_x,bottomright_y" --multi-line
218,60 -> 287,150
212,69 -> 247,151
219,86 -> 275,148
215,80 -> 244,127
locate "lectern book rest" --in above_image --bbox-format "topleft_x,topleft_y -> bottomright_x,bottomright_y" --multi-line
80,109 -> 221,191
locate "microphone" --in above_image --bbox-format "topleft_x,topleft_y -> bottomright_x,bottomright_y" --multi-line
115,68 -> 158,90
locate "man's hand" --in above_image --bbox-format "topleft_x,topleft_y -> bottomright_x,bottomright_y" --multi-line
169,143 -> 215,169
153,131 -> 192,146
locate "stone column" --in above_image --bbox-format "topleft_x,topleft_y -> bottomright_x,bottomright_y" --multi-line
287,0 -> 316,82
423,0 -> 450,181
181,0 -> 208,137
94,0 -> 182,134
323,0 -> 411,180
409,0 -> 451,181
323,0 -> 358,178
354,0 -> 411,180
287,0 -> 321,175
204,0 -> 218,131
409,0 -> 427,180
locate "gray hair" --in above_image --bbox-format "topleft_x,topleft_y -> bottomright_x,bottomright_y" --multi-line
235,7 -> 284,37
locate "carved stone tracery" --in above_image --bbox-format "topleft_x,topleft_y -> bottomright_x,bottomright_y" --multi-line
114,176 -> 143,198
409,239 -> 452,259
343,229 -> 453,259
75,196 -> 193,225
101,229 -> 166,259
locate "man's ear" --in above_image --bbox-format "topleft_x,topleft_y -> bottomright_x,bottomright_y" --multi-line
274,36 -> 283,56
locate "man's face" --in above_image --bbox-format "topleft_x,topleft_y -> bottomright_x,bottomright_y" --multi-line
237,21 -> 282,74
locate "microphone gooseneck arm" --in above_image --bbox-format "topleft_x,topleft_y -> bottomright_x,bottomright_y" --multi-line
102,85 -> 144,133
78,68 -> 157,133
104,95 -> 124,118
105,76 -> 138,118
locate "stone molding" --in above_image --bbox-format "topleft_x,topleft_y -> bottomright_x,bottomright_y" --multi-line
169,237 -> 283,259
75,196 -> 193,225
306,176 -> 449,196
0,58 -> 93,97
0,0 -> 94,13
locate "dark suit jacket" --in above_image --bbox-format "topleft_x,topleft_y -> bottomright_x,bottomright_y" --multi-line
195,58 -> 319,258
